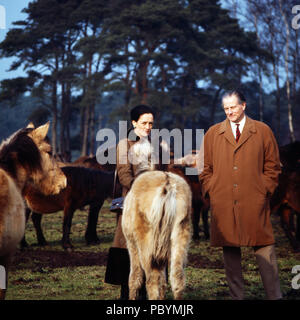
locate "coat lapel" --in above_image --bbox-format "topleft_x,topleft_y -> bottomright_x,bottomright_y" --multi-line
218,117 -> 257,150
234,116 -> 257,151
218,119 -> 236,147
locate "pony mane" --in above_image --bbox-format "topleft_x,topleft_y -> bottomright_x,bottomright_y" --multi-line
0,128 -> 42,178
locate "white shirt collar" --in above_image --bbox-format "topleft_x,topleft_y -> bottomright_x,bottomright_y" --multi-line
230,115 -> 246,138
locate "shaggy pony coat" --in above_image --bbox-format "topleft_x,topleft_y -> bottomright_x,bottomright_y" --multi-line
0,123 -> 66,299
122,170 -> 192,300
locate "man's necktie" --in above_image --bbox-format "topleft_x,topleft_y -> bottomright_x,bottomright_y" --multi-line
236,124 -> 241,142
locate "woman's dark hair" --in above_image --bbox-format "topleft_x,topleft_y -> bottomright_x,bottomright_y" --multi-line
222,89 -> 246,105
130,104 -> 155,122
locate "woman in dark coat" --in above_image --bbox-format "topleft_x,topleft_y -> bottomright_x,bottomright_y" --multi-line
105,104 -> 156,299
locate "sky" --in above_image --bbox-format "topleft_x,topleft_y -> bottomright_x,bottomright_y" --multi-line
0,0 -> 29,80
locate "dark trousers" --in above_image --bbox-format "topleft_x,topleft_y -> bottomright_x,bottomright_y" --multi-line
105,247 -> 147,300
223,245 -> 282,300
105,247 -> 130,285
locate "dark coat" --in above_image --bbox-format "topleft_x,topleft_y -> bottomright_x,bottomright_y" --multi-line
199,117 -> 281,247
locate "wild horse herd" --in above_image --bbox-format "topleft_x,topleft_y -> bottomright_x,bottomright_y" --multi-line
0,122 -> 299,299
21,149 -> 210,251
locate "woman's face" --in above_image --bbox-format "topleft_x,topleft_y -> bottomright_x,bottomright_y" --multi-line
132,113 -> 154,138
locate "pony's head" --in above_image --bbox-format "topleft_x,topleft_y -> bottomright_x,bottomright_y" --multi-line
129,138 -> 156,175
0,122 -> 67,195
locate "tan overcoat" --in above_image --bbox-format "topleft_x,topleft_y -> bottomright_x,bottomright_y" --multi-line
199,116 -> 281,247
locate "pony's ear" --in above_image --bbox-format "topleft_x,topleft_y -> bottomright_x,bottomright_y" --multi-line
26,122 -> 35,129
29,122 -> 50,143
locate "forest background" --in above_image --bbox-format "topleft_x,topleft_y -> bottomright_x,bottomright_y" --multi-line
0,0 -> 299,160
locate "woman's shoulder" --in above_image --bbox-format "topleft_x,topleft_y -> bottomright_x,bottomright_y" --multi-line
117,138 -> 137,148
118,138 -> 129,146
117,138 -> 139,157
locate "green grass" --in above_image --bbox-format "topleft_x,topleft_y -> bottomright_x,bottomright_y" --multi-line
5,201 -> 300,300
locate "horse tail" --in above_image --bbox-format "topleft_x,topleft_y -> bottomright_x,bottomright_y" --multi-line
146,172 -> 177,269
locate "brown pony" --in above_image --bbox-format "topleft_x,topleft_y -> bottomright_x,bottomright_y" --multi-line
270,141 -> 300,251
0,123 -> 67,299
167,162 -> 210,240
22,165 -> 119,250
122,170 -> 192,300
167,151 -> 210,240
72,155 -> 116,172
271,163 -> 300,251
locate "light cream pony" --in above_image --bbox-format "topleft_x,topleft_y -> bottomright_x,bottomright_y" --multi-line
0,123 -> 67,299
122,169 -> 192,300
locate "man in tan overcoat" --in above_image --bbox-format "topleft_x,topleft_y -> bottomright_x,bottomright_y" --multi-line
199,90 -> 282,300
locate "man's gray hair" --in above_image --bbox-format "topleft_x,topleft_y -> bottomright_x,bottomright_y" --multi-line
222,90 -> 246,106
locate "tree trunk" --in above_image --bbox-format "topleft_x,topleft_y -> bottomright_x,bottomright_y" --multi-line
161,64 -> 166,93
272,60 -> 281,144
141,60 -> 149,104
134,40 -> 150,103
81,59 -> 92,156
279,0 -> 295,142
89,102 -> 95,156
210,87 -> 222,126
123,42 -> 133,111
65,81 -> 71,161
292,29 -> 298,120
80,102 -> 85,152
258,67 -> 264,122
81,103 -> 90,156
253,13 -> 264,121
59,81 -> 66,156
51,77 -> 58,156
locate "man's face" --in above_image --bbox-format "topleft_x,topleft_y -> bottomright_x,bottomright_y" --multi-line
223,94 -> 246,123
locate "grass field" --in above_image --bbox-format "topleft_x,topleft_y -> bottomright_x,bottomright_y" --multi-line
6,201 -> 300,300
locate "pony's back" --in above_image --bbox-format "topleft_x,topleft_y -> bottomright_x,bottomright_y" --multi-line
122,170 -> 192,300
61,166 -> 114,198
